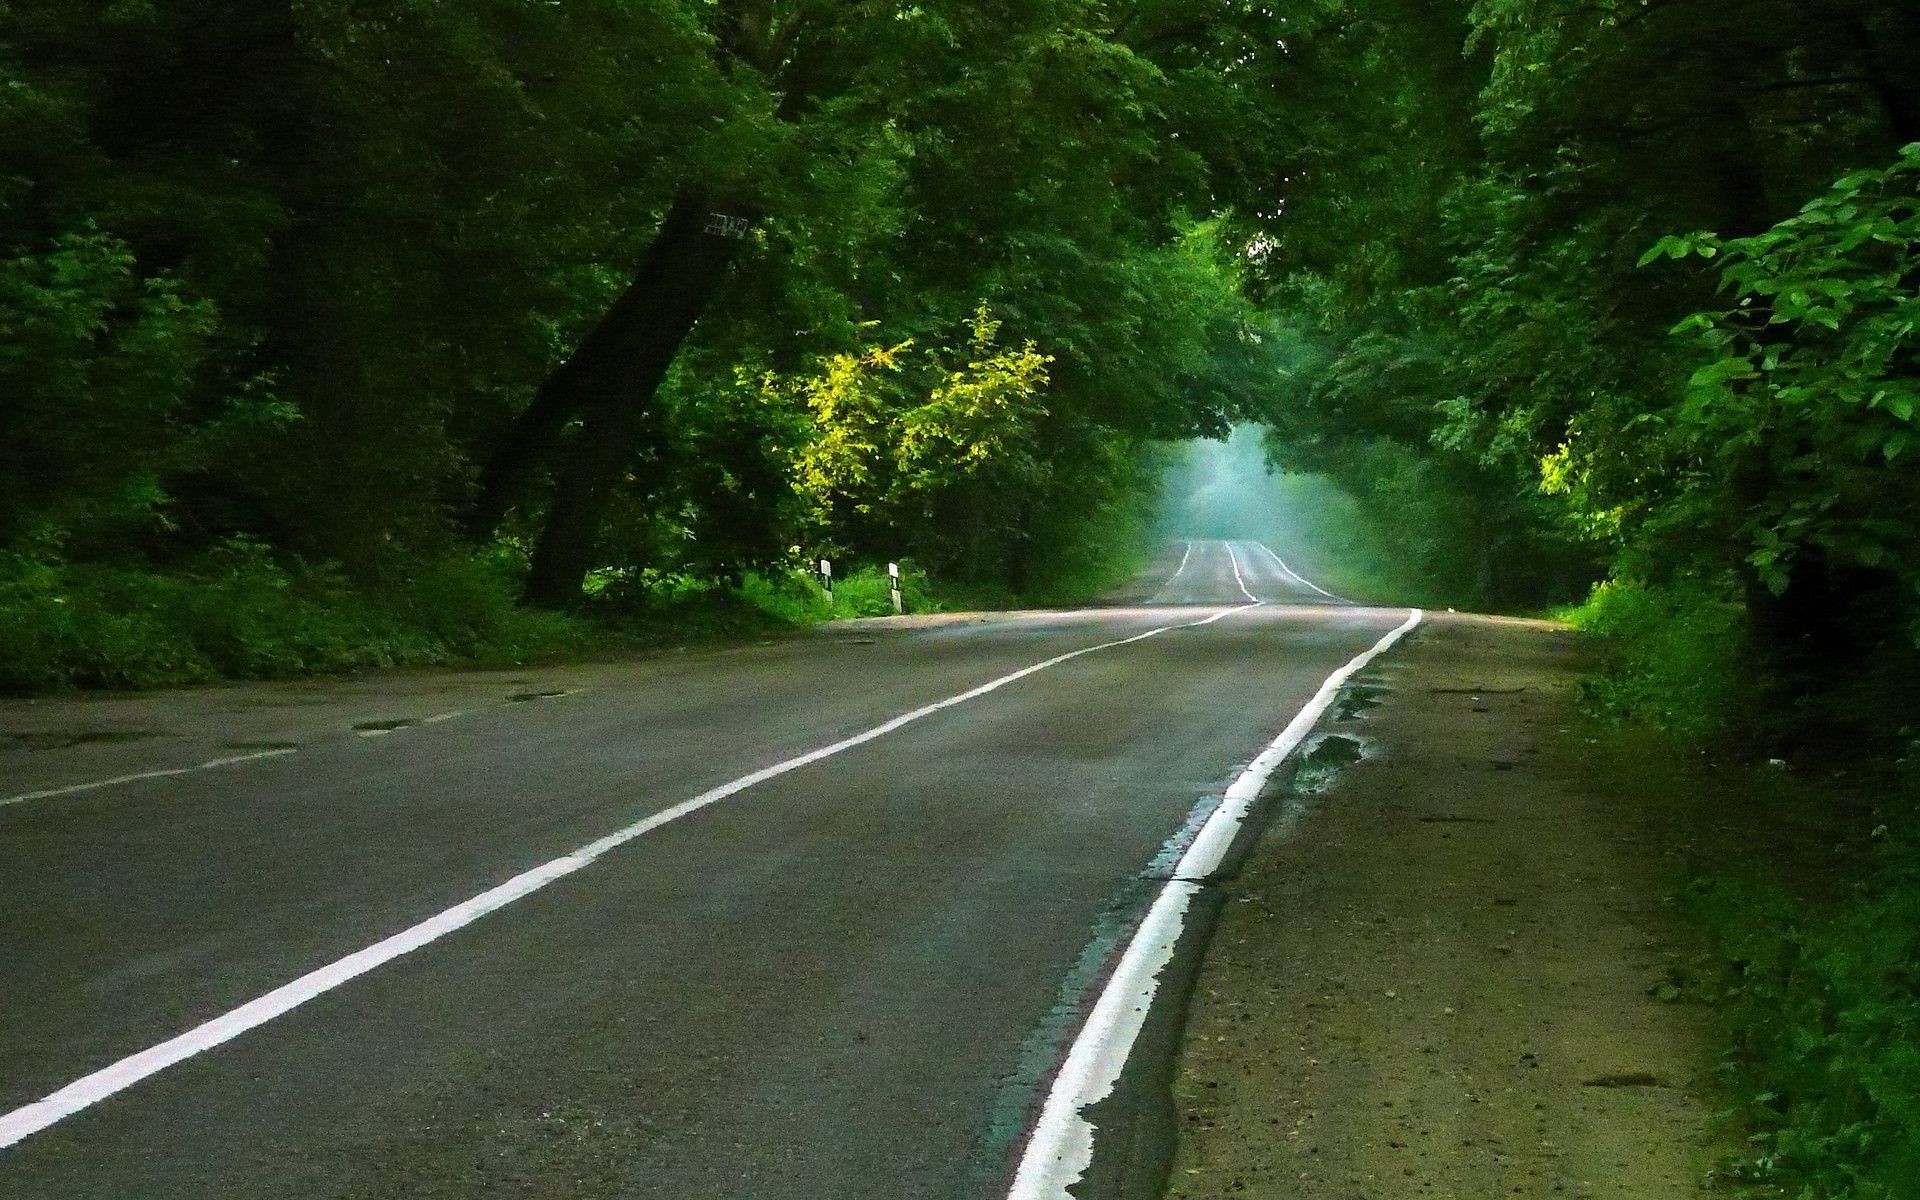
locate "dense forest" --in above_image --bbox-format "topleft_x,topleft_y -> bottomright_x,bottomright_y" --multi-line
2,0 -> 1291,687
6,3 -> 1920,1193
3,2 -> 1920,702
1243,0 -> 1920,743
3,0 -> 1917,710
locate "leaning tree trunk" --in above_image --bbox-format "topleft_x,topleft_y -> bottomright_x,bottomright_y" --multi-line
522,192 -> 752,607
467,192 -> 749,544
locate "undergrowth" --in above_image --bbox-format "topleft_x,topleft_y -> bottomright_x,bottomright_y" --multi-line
0,548 -> 955,694
1570,576 -> 1920,1198
1689,813 -> 1920,1199
1561,577 -> 1749,741
0,542 -> 594,691
736,562 -> 938,623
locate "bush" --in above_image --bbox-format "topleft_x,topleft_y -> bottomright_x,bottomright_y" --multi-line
1691,826 -> 1920,1198
1565,578 -> 1749,739
737,561 -> 938,624
0,542 -> 593,692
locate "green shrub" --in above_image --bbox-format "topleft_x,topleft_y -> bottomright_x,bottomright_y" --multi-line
0,542 -> 595,692
737,562 -> 939,624
372,549 -> 592,665
1566,578 -> 1749,739
1691,829 -> 1920,1198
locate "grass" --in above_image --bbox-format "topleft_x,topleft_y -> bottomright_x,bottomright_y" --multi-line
1558,577 -> 1750,741
0,543 -> 594,692
736,561 -> 938,623
1566,575 -> 1920,1198
1688,826 -> 1920,1199
0,549 -> 965,695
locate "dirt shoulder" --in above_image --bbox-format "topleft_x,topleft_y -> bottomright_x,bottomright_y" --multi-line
1165,612 -> 1731,1199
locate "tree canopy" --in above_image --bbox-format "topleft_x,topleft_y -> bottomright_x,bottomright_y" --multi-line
1240,0 -> 1920,647
1,1 -> 1290,606
4,0 -> 1917,704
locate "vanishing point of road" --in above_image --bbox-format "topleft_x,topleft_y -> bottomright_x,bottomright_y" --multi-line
0,541 -> 1418,1198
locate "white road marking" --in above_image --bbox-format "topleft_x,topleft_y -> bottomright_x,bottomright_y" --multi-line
1250,540 -> 1356,605
0,602 -> 1263,1151
1006,607 -> 1424,1200
1223,541 -> 1259,604
1147,541 -> 1198,604
4,688 -> 590,810
0,749 -> 299,809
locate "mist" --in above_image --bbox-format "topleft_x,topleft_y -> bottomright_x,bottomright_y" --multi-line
1155,427 -> 1376,581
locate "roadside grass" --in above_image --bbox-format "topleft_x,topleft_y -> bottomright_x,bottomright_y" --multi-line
1687,818 -> 1920,1200
1558,578 -> 1750,741
737,562 -> 938,622
0,550 -> 966,695
1570,576 -> 1920,1199
0,544 -> 595,692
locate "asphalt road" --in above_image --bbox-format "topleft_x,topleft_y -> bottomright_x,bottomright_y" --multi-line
1,540 -> 1407,1198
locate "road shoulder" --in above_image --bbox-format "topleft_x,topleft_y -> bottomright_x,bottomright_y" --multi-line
1165,612 -> 1729,1198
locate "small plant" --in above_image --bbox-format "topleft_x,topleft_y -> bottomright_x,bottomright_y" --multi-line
1688,826 -> 1920,1198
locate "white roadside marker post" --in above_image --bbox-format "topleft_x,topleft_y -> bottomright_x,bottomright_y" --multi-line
889,561 -> 903,614
818,557 -> 833,607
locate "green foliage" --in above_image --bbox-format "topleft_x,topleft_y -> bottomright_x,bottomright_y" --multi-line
784,308 -> 1055,578
0,544 -> 590,691
1690,827 -> 1920,1198
1242,0 -> 1920,655
0,228 -> 220,551
0,1 -> 1301,677
1563,579 -> 1750,740
737,562 -> 936,625
1636,147 -> 1920,610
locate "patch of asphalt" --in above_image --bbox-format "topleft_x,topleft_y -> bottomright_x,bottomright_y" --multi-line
0,605 -> 1405,1198
1063,668 -> 1395,1200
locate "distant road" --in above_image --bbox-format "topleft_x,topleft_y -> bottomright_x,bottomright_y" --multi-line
0,541 -> 1408,1198
1147,538 -> 1355,606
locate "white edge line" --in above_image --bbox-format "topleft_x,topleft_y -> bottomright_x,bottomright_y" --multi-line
1223,541 -> 1259,604
1147,541 -> 1196,605
0,748 -> 299,809
2,683 -> 589,809
193,749 -> 299,770
1005,606 -> 1424,1200
1252,540 -> 1356,606
0,602 -> 1264,1151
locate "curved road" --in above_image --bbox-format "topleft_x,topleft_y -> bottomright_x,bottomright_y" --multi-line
0,541 -> 1407,1198
1148,539 -> 1354,607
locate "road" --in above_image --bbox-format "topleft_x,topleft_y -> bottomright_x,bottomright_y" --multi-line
0,540 -> 1412,1199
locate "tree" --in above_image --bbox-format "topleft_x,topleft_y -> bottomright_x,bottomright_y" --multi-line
469,0 -> 1299,605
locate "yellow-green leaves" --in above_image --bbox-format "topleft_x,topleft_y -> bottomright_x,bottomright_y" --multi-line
784,307 -> 1052,546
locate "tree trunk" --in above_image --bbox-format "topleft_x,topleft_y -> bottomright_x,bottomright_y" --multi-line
520,192 -> 752,607
467,192 -> 747,541
465,355 -> 594,541
1708,95 -> 1772,237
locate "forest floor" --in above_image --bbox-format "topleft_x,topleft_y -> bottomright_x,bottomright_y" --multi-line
1164,613 -> 1742,1199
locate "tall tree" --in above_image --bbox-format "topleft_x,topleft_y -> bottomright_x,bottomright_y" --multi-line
474,0 -> 1298,605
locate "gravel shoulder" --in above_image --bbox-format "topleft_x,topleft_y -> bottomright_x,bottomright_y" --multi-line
1166,612 -> 1730,1199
